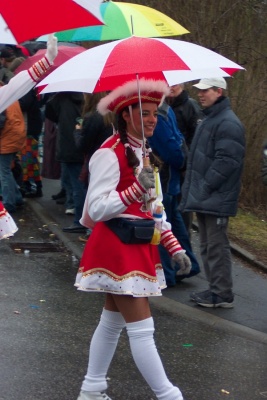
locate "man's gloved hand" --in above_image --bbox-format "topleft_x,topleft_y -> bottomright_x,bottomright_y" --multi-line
45,34 -> 58,64
172,251 -> 192,276
137,167 -> 155,191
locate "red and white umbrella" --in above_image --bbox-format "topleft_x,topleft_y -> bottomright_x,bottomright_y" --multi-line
37,36 -> 244,94
0,0 -> 103,44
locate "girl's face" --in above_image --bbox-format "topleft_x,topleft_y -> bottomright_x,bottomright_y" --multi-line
122,102 -> 158,140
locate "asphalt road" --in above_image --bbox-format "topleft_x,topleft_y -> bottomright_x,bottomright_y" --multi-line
0,177 -> 267,400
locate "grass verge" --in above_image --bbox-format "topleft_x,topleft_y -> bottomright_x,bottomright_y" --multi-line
228,209 -> 267,266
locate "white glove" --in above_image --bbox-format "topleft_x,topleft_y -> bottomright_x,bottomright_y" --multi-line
138,167 -> 155,191
45,34 -> 58,64
172,251 -> 192,276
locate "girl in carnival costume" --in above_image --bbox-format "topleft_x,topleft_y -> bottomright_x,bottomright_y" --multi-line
75,79 -> 191,400
0,34 -> 58,238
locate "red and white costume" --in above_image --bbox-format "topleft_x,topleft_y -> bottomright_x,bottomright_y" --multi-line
0,201 -> 18,240
75,133 -> 183,297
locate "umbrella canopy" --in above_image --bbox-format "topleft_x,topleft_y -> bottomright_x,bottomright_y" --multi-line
14,45 -> 86,79
37,1 -> 189,42
37,36 -> 244,94
0,0 -> 103,44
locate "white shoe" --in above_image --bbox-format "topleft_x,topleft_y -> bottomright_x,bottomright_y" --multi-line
65,208 -> 75,215
77,391 -> 112,400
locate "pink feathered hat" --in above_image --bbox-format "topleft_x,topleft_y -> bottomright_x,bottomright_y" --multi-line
97,79 -> 170,115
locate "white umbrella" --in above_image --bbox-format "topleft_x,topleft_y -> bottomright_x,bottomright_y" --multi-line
37,36 -> 244,94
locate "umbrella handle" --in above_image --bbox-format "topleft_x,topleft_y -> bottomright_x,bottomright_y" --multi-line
143,157 -> 150,167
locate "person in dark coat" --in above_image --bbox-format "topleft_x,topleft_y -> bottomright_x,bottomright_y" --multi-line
45,92 -> 86,233
168,83 -> 203,149
73,92 -> 115,188
179,77 -> 245,308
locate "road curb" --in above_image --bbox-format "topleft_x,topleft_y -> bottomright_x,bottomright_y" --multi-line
28,200 -> 84,259
149,296 -> 267,345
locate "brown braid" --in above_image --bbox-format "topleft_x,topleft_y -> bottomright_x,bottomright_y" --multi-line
117,113 -> 140,168
146,141 -> 163,170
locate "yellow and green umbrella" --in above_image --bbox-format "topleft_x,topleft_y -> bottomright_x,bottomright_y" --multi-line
37,1 -> 189,42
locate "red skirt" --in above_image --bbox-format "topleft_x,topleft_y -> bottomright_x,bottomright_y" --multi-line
75,221 -> 166,297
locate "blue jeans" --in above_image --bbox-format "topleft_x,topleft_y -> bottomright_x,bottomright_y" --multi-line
160,193 -> 200,286
0,153 -> 23,212
61,162 -> 86,225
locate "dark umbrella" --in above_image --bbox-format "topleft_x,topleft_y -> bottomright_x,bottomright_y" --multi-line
14,45 -> 86,79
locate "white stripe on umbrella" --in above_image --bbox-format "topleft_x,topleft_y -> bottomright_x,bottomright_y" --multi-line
0,14 -> 17,45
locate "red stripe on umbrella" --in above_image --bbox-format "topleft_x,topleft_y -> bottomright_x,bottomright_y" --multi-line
0,0 -> 103,44
100,36 -> 190,78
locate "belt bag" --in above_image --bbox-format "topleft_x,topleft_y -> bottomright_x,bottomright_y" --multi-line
104,218 -> 155,244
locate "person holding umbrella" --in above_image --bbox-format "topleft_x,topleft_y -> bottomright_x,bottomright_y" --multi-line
0,34 -> 58,113
0,34 -> 58,236
75,79 -> 190,400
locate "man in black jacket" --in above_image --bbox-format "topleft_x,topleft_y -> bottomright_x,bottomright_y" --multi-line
45,92 -> 86,233
168,83 -> 203,149
179,77 -> 245,308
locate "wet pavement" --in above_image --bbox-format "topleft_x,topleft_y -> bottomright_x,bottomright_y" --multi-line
1,177 -> 267,400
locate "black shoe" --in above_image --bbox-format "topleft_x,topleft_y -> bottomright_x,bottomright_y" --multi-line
194,291 -> 234,308
16,201 -> 25,208
56,198 -> 66,205
52,189 -> 66,200
62,224 -> 86,233
190,289 -> 211,302
24,188 -> 43,198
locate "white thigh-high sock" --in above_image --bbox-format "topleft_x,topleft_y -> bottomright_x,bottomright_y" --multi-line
126,317 -> 183,400
81,309 -> 126,392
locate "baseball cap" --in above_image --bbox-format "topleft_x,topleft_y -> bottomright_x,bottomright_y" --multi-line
193,77 -> 227,90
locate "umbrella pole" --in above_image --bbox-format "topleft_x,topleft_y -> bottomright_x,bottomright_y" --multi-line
131,15 -> 134,35
136,73 -> 149,167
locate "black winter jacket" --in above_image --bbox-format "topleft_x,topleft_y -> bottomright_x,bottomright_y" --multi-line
45,92 -> 84,163
74,111 -> 113,159
179,97 -> 245,217
19,89 -> 43,139
170,90 -> 203,149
